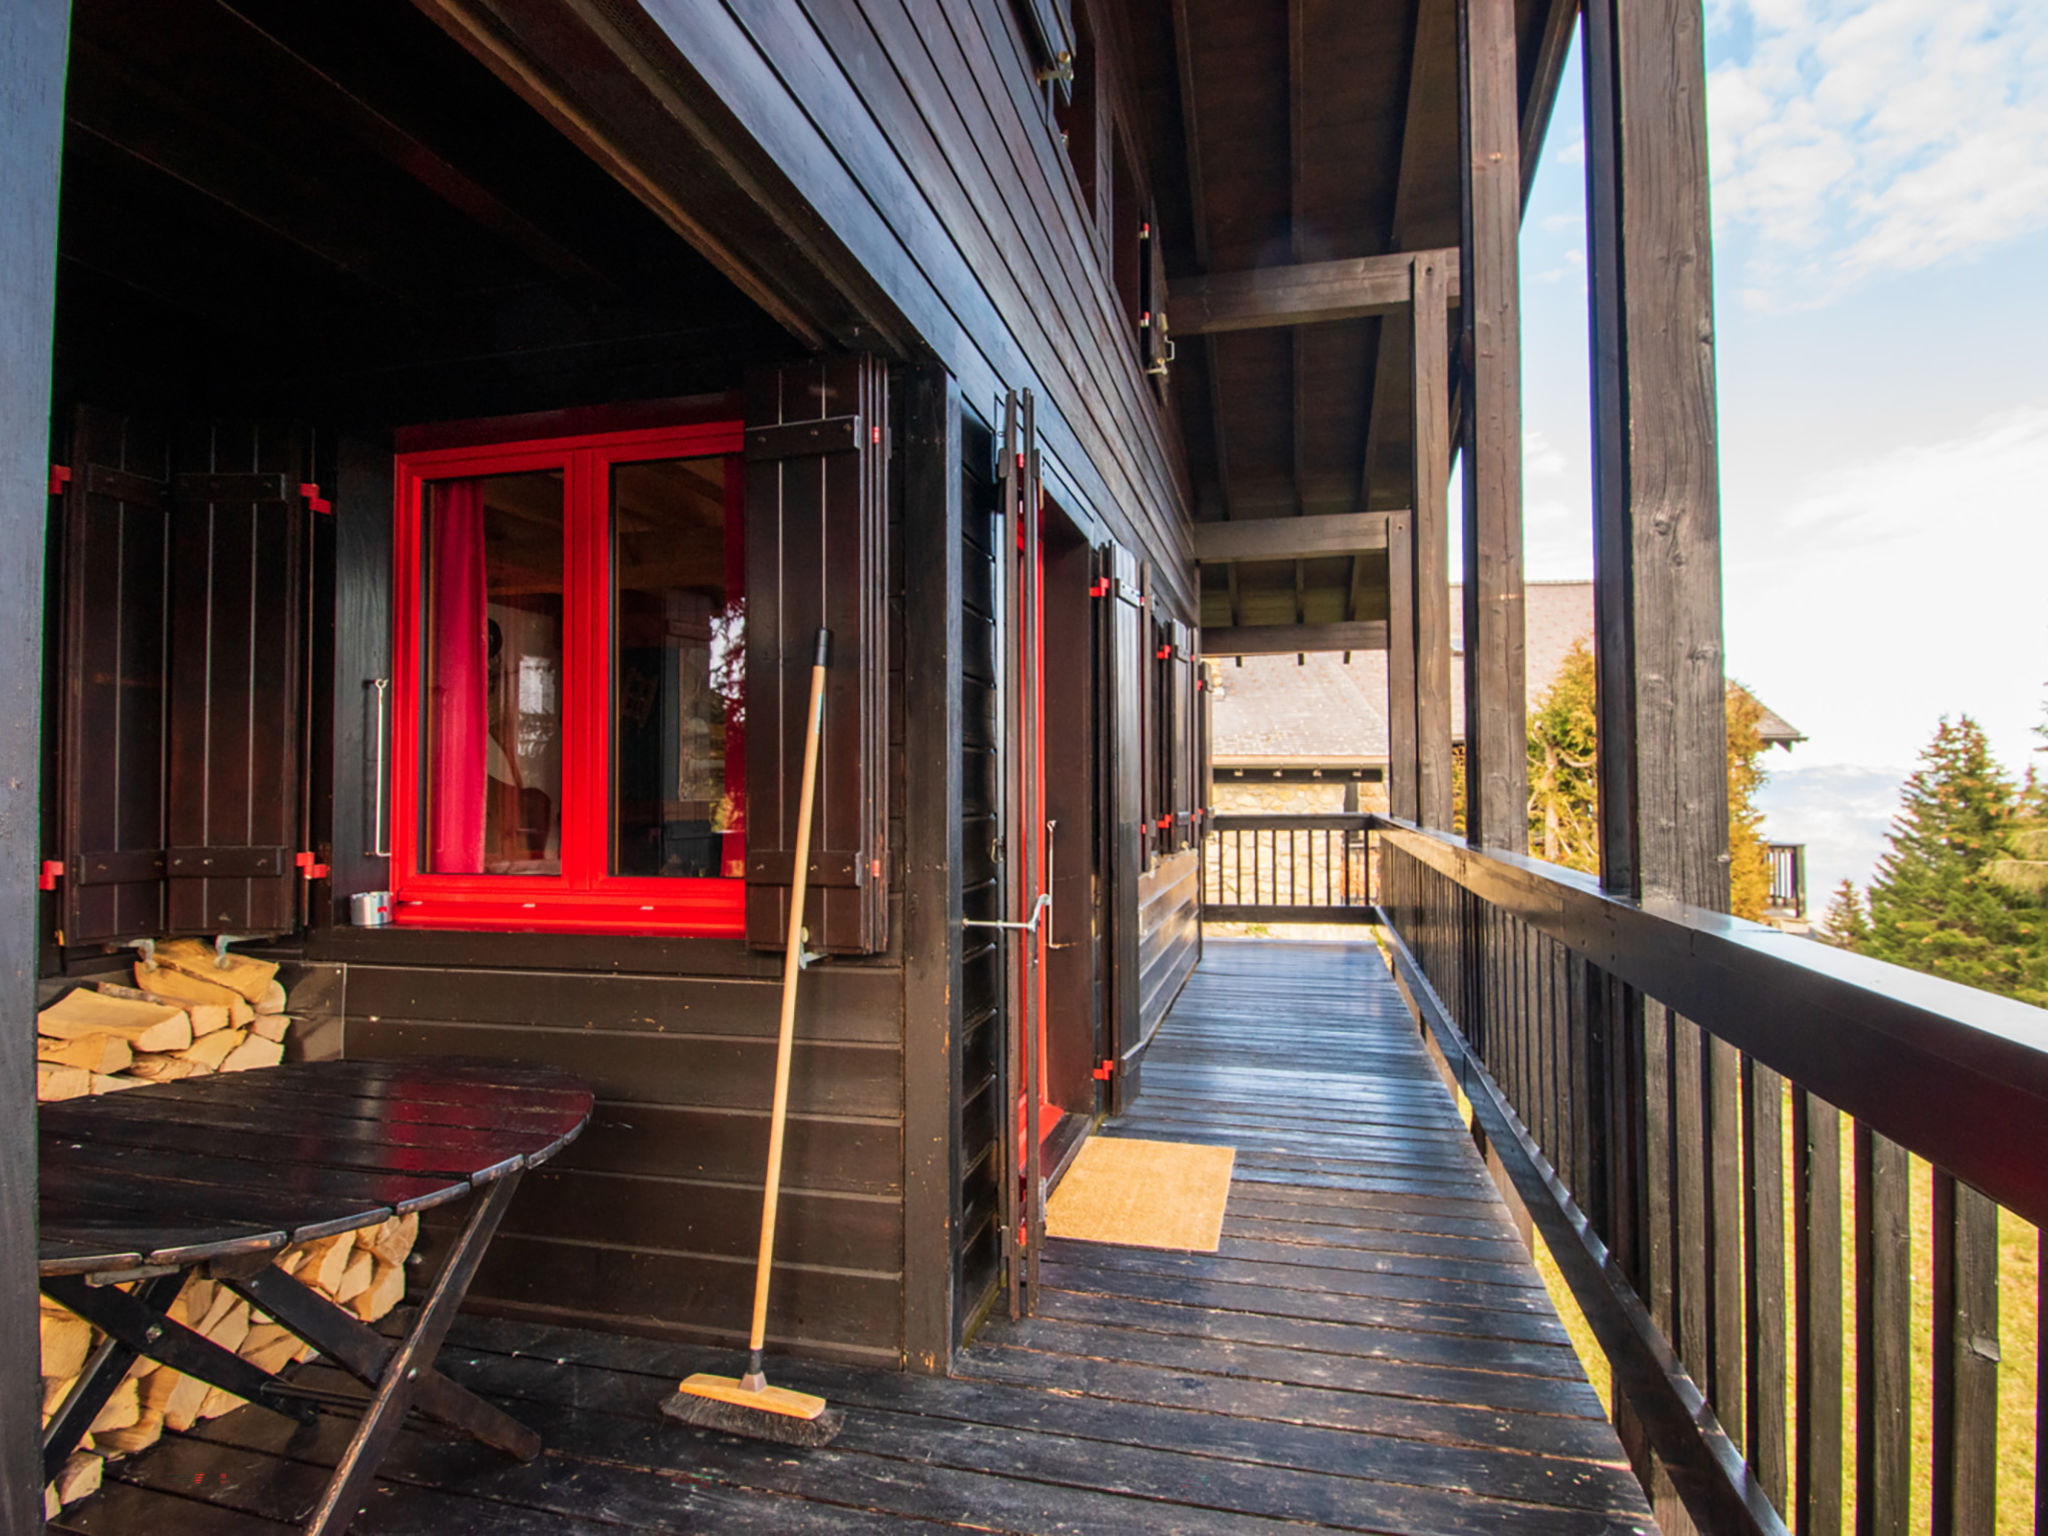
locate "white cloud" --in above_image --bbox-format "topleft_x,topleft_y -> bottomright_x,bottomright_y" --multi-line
1708,0 -> 2048,306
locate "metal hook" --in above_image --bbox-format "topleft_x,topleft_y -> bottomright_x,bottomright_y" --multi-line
127,938 -> 156,971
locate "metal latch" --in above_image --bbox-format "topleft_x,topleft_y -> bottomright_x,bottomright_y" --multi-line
963,892 -> 1053,934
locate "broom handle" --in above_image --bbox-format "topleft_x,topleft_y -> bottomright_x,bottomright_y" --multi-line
750,628 -> 831,1357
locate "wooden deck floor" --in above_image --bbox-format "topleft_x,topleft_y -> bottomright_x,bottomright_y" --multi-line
55,938 -> 1654,1535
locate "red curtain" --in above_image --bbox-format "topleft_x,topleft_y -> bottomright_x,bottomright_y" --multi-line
427,481 -> 487,874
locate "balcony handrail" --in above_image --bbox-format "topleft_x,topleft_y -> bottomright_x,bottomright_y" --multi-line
1368,815 -> 2048,1226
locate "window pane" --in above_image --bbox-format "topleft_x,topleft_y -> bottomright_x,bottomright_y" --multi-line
423,471 -> 564,876
611,456 -> 743,878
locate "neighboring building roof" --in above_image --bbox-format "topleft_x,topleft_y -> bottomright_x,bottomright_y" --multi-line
1210,580 -> 1801,765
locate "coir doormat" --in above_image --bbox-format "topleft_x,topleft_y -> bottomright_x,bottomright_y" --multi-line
1043,1136 -> 1236,1252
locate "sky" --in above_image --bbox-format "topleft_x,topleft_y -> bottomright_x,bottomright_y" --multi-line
1503,0 -> 2048,906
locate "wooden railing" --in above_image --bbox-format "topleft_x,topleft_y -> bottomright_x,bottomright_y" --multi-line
1766,842 -> 1806,918
1370,817 -> 2047,1536
1201,814 -> 1373,924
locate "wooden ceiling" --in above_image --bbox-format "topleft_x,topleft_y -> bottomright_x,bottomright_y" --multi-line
1112,0 -> 1573,639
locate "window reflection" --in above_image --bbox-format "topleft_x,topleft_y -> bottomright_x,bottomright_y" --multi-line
611,456 -> 744,878
423,471 -> 564,875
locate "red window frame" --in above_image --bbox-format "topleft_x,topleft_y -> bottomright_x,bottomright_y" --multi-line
390,420 -> 746,934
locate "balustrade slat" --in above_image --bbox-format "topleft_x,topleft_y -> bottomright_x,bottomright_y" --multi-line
1744,1057 -> 1788,1506
1644,999 -> 1677,1335
1854,1124 -> 1912,1536
1710,1036 -> 1746,1443
1929,1171 -> 1997,1536
1794,1088 -> 1844,1536
1675,1015 -> 1711,1384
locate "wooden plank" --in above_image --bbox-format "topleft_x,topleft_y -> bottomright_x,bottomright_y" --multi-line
1411,251 -> 1456,831
1854,1123 -> 1911,1536
1203,622 -> 1388,656
1192,511 -> 1391,562
1170,251 -> 1460,335
1583,0 -> 1730,906
1455,0 -> 1526,854
0,0 -> 62,1519
1743,1058 -> 1789,1509
1708,1033 -> 1745,1438
1929,1171 -> 1998,1536
901,363 -> 962,1373
1793,1088 -> 1845,1536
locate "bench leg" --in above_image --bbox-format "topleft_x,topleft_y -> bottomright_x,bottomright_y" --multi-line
302,1174 -> 523,1536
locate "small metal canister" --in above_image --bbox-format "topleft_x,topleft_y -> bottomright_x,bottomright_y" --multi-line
350,890 -> 394,927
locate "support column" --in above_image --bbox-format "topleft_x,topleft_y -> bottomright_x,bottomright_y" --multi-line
0,0 -> 68,1525
1387,509 -> 1418,824
1583,0 -> 1729,908
1456,0 -> 1527,853
1411,252 -> 1456,831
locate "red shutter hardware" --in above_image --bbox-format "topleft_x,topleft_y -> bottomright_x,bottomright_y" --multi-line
298,483 -> 332,515
39,861 -> 63,892
1089,578 -> 1110,598
48,465 -> 71,497
1092,1059 -> 1115,1082
295,851 -> 331,881
1157,645 -> 1171,660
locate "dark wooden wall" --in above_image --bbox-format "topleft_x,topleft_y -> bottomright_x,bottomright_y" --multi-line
2,0 -> 66,1522
1136,846 -> 1200,1042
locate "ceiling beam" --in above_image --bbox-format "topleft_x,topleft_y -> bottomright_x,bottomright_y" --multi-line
1171,0 -> 1237,555
1193,511 -> 1392,562
1204,622 -> 1389,656
1171,250 -> 1461,335
1288,0 -> 1308,618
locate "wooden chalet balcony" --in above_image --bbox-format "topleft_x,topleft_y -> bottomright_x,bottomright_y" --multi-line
55,939 -> 1654,1535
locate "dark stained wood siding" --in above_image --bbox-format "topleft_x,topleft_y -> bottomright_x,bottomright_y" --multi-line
346,957 -> 905,1365
1136,845 -> 1199,1039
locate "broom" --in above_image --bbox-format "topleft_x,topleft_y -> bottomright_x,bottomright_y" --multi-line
662,628 -> 843,1447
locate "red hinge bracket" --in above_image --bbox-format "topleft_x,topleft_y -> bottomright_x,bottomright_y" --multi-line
38,860 -> 63,892
1157,645 -> 1172,660
295,851 -> 331,880
1092,1059 -> 1115,1082
48,465 -> 71,497
299,482 -> 332,515
1089,578 -> 1110,598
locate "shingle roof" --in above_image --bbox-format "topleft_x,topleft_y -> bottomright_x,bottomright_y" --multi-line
1210,580 -> 1800,764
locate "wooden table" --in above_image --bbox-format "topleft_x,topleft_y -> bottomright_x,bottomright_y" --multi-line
38,1058 -> 593,1535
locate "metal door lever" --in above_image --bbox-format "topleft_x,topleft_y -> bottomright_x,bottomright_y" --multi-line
963,892 -> 1053,933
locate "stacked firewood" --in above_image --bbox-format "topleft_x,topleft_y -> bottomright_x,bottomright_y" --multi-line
35,939 -> 295,1099
35,941 -> 419,1515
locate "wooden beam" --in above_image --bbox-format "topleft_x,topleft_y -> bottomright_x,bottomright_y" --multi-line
1171,250 -> 1461,334
0,0 -> 64,1525
1519,0 -> 1582,207
1387,511 -> 1419,822
1584,0 -> 1729,908
1287,0 -> 1308,625
1204,622 -> 1388,657
1192,511 -> 1391,563
899,365 -> 962,1373
1456,0 -> 1527,853
1411,253 -> 1456,832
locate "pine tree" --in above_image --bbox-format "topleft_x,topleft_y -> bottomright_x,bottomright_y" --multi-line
1988,690 -> 2048,903
1858,716 -> 2046,1005
1526,641 -> 1599,874
1822,880 -> 1869,947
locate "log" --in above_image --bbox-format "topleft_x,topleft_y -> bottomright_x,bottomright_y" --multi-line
36,1062 -> 92,1102
197,1385 -> 247,1420
87,1375 -> 139,1433
90,1073 -> 148,1094
153,1367 -> 210,1434
89,1409 -> 163,1455
42,1374 -> 76,1417
40,1304 -> 92,1381
352,1258 -> 405,1322
298,1231 -> 355,1295
96,981 -> 230,1038
132,963 -> 239,1012
125,1053 -> 211,1081
367,1212 -> 419,1268
203,1298 -> 252,1356
44,1484 -> 58,1520
333,1249 -> 375,1306
221,1035 -> 285,1073
169,1277 -> 215,1328
248,1011 -> 292,1044
53,1450 -> 102,1506
39,990 -> 192,1053
38,1032 -> 132,1075
183,1028 -> 249,1071
254,979 -> 288,1015
152,938 -> 279,1005
239,1323 -> 300,1376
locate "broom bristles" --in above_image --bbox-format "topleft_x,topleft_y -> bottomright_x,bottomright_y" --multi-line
661,1386 -> 844,1447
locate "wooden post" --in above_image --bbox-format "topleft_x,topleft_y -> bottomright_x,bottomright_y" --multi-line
1411,252 -> 1455,832
900,365 -> 963,1372
1455,0 -> 1527,853
1584,0 -> 1730,908
0,0 -> 66,1526
1386,509 -> 1418,822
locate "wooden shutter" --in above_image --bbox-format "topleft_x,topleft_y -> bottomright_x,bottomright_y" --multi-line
743,356 -> 890,954
1105,543 -> 1145,1067
1139,211 -> 1172,387
57,406 -> 172,945
1171,621 -> 1194,850
163,422 -> 306,935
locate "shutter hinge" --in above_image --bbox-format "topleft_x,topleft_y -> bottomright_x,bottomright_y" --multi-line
1157,645 -> 1172,659
1089,579 -> 1110,598
295,851 -> 331,881
871,425 -> 881,446
47,465 -> 71,497
38,860 -> 63,892
1092,1059 -> 1115,1082
299,482 -> 332,515
1157,816 -> 1172,831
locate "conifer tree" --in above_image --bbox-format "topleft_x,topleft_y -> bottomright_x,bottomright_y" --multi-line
1988,691 -> 2048,903
1859,715 -> 2046,1005
1526,641 -> 1599,874
1822,879 -> 1870,947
